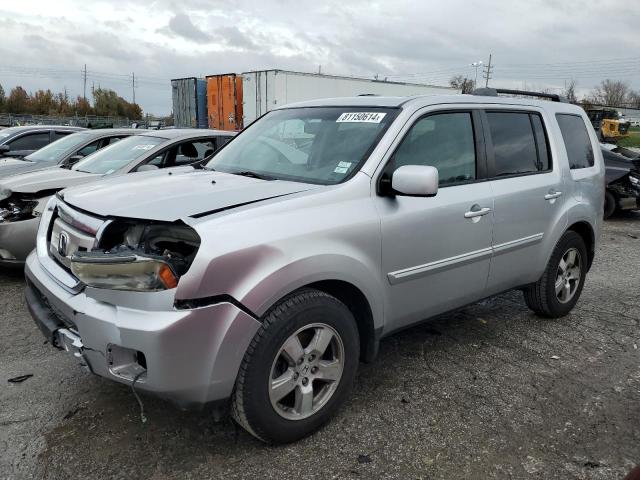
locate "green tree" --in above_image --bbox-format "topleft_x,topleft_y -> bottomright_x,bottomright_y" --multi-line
0,84 -> 5,113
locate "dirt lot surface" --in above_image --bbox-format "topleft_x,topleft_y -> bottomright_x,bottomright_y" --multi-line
1,214 -> 639,480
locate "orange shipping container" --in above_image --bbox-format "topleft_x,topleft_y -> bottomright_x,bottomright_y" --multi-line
206,74 -> 243,131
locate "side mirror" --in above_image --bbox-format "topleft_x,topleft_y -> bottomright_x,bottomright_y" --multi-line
392,165 -> 439,197
137,164 -> 159,172
0,145 -> 10,156
67,155 -> 84,165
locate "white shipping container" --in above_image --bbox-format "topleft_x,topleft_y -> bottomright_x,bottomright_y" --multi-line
241,70 -> 459,126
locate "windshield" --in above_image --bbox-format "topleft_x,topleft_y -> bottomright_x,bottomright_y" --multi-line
72,135 -> 164,174
25,132 -> 91,163
207,107 -> 398,185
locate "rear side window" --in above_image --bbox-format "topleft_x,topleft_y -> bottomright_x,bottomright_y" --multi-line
556,114 -> 594,169
531,115 -> 550,171
393,112 -> 476,186
486,112 -> 548,176
52,131 -> 72,141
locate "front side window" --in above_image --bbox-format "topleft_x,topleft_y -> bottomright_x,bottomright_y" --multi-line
76,139 -> 103,157
26,132 -> 93,163
556,114 -> 594,170
72,135 -> 165,174
392,112 -> 476,186
207,107 -> 398,185
8,132 -> 50,151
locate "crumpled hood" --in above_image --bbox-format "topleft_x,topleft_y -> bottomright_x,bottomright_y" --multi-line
0,157 -> 56,181
0,166 -> 99,195
61,167 -> 320,221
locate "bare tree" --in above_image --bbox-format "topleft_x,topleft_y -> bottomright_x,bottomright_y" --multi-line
450,75 -> 475,94
589,79 -> 630,106
628,91 -> 640,109
563,79 -> 578,103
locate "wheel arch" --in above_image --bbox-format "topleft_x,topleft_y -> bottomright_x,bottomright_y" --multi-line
238,256 -> 385,364
566,221 -> 596,270
305,279 -> 379,363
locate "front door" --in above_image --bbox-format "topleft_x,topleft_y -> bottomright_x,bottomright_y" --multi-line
375,109 -> 494,331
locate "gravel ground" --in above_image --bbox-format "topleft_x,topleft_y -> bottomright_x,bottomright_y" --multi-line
1,213 -> 639,480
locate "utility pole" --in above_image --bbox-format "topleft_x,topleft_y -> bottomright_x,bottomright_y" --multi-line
483,54 -> 493,87
83,64 -> 87,102
132,72 -> 136,104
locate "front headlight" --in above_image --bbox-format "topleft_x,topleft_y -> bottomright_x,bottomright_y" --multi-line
70,220 -> 200,291
629,174 -> 639,186
71,253 -> 178,291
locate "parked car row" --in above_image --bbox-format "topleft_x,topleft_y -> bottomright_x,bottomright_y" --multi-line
0,129 -> 235,264
2,90 -> 606,443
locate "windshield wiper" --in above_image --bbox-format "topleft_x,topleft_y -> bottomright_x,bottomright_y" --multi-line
232,170 -> 275,180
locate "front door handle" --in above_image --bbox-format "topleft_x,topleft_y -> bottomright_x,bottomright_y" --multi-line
464,206 -> 492,218
544,190 -> 563,200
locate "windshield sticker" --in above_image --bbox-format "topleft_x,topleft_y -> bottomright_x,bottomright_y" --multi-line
336,112 -> 387,123
333,166 -> 349,174
133,144 -> 155,150
338,161 -> 352,168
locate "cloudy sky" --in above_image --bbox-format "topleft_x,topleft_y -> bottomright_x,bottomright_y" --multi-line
1,0 -> 639,115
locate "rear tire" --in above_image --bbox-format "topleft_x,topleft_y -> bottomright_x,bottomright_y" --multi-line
231,289 -> 360,443
523,231 -> 588,318
604,190 -> 616,219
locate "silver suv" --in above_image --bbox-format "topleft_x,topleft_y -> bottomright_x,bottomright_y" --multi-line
25,91 -> 604,443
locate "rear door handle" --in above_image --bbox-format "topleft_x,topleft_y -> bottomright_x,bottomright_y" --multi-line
464,206 -> 492,218
544,191 -> 563,200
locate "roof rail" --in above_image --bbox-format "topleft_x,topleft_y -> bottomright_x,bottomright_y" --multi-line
472,88 -> 568,103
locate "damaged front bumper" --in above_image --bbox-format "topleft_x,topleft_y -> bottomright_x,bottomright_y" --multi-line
25,251 -> 262,408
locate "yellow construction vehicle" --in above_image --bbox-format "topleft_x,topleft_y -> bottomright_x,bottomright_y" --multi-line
586,107 -> 630,141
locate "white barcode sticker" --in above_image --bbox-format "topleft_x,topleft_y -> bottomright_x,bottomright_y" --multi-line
336,112 -> 386,123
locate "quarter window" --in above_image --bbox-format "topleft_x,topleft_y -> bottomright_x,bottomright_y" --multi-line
393,112 -> 476,186
556,114 -> 594,169
486,112 -> 542,176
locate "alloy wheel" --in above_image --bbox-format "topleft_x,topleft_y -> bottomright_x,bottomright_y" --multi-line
268,323 -> 345,420
555,247 -> 582,304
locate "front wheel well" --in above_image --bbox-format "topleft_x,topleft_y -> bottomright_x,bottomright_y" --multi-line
567,221 -> 595,270
305,280 -> 378,363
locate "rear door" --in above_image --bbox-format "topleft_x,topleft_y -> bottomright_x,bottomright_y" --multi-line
482,109 -> 565,294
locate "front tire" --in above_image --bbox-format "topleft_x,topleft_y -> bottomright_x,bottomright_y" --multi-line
231,289 -> 360,443
523,231 -> 588,318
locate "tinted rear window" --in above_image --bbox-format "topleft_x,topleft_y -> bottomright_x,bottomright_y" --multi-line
556,114 -> 594,170
487,112 -> 540,176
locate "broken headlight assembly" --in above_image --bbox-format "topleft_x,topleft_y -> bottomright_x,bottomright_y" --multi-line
70,221 -> 201,291
0,193 -> 40,223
